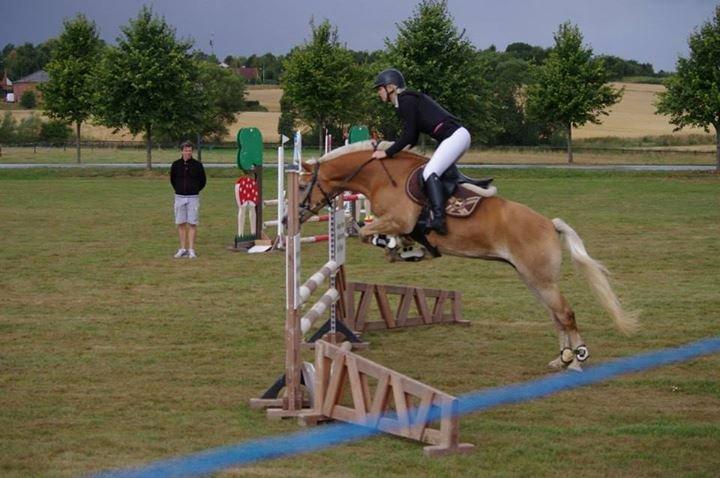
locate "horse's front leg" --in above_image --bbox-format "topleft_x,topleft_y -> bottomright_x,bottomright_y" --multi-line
358,214 -> 410,238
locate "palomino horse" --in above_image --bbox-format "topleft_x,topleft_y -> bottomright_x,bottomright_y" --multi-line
299,141 -> 638,371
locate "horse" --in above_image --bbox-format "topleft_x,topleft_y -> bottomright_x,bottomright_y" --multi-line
298,141 -> 639,371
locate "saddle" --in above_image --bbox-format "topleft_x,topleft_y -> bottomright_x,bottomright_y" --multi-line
405,165 -> 495,218
405,165 -> 497,257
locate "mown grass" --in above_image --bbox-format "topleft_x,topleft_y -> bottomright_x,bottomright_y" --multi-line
0,166 -> 718,477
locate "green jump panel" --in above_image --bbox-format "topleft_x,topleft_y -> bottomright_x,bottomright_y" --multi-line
237,127 -> 263,170
349,125 -> 370,144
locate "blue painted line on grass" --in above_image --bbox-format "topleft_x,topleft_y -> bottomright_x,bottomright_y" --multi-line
91,336 -> 720,478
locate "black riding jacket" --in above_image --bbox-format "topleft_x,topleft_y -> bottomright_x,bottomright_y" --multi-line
385,90 -> 462,158
170,157 -> 207,196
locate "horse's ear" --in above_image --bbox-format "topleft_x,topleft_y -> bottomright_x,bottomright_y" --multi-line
301,162 -> 313,172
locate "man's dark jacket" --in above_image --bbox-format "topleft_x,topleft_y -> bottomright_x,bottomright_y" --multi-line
170,158 -> 206,196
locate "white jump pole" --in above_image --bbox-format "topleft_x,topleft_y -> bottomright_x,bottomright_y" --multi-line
276,135 -> 289,247
293,131 -> 302,168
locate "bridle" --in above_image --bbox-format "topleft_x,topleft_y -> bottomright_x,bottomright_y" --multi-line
298,146 -> 398,220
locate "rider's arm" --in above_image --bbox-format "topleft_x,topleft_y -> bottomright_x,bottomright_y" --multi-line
385,94 -> 419,157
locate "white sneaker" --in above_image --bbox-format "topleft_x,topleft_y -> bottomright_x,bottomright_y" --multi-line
187,249 -> 197,259
174,248 -> 188,258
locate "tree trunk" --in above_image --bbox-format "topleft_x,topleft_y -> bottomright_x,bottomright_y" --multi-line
716,126 -> 719,172
146,125 -> 153,170
318,121 -> 324,154
566,124 -> 574,164
197,133 -> 202,162
75,121 -> 82,164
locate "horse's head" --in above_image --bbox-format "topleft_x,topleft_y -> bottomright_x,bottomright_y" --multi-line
296,141 -> 401,223
297,160 -> 341,223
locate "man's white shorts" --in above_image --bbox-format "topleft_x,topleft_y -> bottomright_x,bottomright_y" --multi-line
174,195 -> 200,225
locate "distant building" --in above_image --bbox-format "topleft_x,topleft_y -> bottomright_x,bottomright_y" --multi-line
232,67 -> 260,82
1,72 -> 12,93
12,70 -> 49,103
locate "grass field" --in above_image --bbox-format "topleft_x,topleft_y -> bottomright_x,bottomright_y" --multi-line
1,166 -> 718,477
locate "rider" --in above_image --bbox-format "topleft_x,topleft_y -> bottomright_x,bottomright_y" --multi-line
371,68 -> 471,235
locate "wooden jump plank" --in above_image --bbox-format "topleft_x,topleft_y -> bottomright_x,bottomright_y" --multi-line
395,286 -> 413,327
432,290 -> 449,322
414,287 -> 432,325
374,285 -> 396,328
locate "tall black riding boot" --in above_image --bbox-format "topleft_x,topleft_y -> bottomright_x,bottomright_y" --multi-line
424,173 -> 448,235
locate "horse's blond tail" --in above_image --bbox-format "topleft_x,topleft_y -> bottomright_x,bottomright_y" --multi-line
552,218 -> 640,335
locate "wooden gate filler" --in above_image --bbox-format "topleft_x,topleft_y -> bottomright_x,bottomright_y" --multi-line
250,167 -> 474,456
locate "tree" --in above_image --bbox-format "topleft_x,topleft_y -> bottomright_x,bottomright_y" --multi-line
656,5 -> 720,171
40,119 -> 72,144
527,22 -> 622,163
281,19 -> 365,148
41,14 -> 103,163
15,114 -> 43,143
482,50 -> 543,146
20,90 -> 37,109
169,60 -> 247,142
4,41 -> 56,80
93,6 -> 201,169
505,42 -> 549,64
384,0 -> 500,144
278,94 -> 299,138
0,112 -> 17,143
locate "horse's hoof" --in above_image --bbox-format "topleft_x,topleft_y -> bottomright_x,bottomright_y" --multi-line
548,357 -> 566,369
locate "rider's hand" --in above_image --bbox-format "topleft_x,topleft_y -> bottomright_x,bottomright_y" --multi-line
371,150 -> 387,160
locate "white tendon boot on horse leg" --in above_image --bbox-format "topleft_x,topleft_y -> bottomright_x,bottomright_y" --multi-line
548,331 -> 588,372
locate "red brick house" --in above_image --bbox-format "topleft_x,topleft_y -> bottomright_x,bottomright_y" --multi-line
12,70 -> 49,103
232,67 -> 260,82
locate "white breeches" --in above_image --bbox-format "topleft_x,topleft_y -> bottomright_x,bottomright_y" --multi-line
422,127 -> 471,180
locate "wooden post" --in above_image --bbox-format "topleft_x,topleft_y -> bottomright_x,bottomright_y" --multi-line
254,165 -> 263,240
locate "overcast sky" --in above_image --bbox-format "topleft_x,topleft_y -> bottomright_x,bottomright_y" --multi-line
1,0 -> 717,72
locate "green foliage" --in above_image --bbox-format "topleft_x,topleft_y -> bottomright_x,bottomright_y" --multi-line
92,6 -> 202,167
597,54 -> 657,81
41,15 -> 102,125
0,111 -> 17,142
157,61 -> 247,143
14,113 -> 42,142
40,14 -> 103,162
480,50 -> 543,146
505,42 -> 550,64
527,22 -> 622,159
20,90 -> 37,109
281,19 -> 366,145
3,40 -> 56,80
39,118 -> 72,144
384,0 -> 500,144
278,94 -> 298,138
656,6 -> 720,140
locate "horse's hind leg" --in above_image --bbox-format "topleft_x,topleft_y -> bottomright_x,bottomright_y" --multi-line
535,285 -> 588,371
515,260 -> 588,371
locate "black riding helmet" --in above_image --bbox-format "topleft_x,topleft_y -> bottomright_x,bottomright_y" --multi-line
373,68 -> 405,89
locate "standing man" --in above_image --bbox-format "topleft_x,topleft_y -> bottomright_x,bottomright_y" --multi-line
170,141 -> 206,258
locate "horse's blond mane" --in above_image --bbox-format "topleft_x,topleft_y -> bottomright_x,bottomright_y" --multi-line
306,141 -> 424,165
